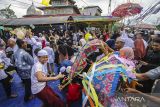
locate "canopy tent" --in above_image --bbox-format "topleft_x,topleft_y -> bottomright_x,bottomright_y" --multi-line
69,16 -> 121,30
71,16 -> 121,22
133,23 -> 156,30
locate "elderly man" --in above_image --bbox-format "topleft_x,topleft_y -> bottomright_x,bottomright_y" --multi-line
7,38 -> 18,54
115,37 -> 125,51
14,39 -> 34,102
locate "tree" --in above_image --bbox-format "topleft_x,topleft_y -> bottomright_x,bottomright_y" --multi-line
156,25 -> 160,30
0,5 -> 17,19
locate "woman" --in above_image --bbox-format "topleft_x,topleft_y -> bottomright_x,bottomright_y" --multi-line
119,47 -> 134,60
134,34 -> 146,60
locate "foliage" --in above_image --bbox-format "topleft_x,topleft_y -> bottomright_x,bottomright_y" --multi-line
0,7 -> 17,19
156,25 -> 160,30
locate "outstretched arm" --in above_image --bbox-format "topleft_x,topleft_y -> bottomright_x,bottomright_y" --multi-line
35,71 -> 64,82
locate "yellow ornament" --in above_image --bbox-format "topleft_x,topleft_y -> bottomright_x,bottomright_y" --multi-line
41,0 -> 50,6
0,62 -> 5,70
85,33 -> 92,41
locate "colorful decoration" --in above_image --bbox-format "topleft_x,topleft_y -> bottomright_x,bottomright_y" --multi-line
112,3 -> 143,17
70,39 -> 109,77
60,39 -> 137,107
82,54 -> 136,106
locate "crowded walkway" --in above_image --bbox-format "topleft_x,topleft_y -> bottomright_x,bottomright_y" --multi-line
0,28 -> 160,107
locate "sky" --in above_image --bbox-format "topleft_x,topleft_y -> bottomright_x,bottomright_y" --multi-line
0,0 -> 159,24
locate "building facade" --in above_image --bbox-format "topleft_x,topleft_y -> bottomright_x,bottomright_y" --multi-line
24,0 -> 80,17
79,6 -> 102,16
50,0 -> 76,6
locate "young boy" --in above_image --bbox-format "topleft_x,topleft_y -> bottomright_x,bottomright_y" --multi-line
31,49 -> 65,107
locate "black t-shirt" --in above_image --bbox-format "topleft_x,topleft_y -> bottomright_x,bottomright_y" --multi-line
66,37 -> 74,57
54,51 -> 59,65
57,37 -> 67,45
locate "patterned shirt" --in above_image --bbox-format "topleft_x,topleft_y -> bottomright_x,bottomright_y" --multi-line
14,48 -> 34,79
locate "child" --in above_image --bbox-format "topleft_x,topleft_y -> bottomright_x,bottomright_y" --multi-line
31,49 -> 65,107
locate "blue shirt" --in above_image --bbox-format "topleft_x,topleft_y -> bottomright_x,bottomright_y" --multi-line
14,48 -> 34,79
60,59 -> 73,68
146,66 -> 160,80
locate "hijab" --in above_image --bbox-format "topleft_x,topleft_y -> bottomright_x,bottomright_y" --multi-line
120,47 -> 134,60
134,38 -> 146,60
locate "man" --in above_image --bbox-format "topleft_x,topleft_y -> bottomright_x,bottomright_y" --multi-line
7,38 -> 18,54
136,38 -> 160,93
7,38 -> 18,66
136,66 -> 160,81
120,28 -> 134,48
31,49 -> 65,107
25,32 -> 42,57
126,66 -> 160,106
0,40 -> 17,98
142,38 -> 160,68
14,39 -> 34,102
115,37 -> 125,51
43,42 -> 55,75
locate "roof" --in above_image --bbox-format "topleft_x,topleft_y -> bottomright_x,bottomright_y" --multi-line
133,23 -> 156,29
0,15 -> 121,26
23,14 -> 80,18
0,16 -> 73,26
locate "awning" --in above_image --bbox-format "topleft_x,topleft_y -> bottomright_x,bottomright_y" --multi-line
133,23 -> 156,29
71,16 -> 121,23
0,16 -> 73,26
0,15 -> 121,26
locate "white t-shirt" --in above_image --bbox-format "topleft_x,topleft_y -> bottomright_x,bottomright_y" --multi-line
31,61 -> 48,94
34,56 -> 39,63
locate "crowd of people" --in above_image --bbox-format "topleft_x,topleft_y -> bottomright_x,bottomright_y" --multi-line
0,28 -> 160,107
